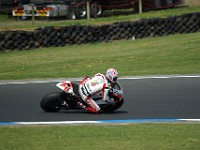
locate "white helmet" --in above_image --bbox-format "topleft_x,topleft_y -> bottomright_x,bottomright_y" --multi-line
105,68 -> 118,83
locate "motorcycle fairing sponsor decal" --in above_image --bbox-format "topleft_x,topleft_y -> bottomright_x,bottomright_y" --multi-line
91,80 -> 98,86
56,81 -> 74,94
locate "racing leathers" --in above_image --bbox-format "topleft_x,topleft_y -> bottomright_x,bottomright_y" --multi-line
78,73 -> 112,113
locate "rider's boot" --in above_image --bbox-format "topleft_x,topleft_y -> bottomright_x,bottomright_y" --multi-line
77,102 -> 101,113
87,106 -> 102,114
77,102 -> 86,110
85,98 -> 101,114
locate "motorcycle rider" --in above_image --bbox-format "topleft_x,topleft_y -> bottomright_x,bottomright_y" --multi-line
78,68 -> 118,113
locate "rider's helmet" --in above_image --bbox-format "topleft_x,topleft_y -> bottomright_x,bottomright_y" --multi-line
105,68 -> 118,83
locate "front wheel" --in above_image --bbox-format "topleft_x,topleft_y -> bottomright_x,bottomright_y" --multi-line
40,92 -> 63,112
99,99 -> 124,113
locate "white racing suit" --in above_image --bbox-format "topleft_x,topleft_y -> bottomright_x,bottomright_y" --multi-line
78,73 -> 111,113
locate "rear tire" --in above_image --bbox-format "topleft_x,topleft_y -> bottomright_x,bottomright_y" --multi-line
90,3 -> 103,18
40,92 -> 63,112
74,2 -> 87,19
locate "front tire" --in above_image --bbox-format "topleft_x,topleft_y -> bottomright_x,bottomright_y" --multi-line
99,99 -> 124,113
40,92 -> 63,112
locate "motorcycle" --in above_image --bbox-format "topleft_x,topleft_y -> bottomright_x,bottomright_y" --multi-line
40,80 -> 124,113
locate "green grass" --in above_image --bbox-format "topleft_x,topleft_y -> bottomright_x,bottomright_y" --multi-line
0,6 -> 200,150
0,32 -> 200,80
0,6 -> 200,30
0,124 -> 200,150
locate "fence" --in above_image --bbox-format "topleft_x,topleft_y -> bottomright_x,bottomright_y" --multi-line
0,12 -> 200,51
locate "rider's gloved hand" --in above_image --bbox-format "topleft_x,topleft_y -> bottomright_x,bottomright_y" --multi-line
105,98 -> 115,105
109,88 -> 113,94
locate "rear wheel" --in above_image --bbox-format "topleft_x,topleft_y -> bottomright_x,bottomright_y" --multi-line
74,2 -> 87,19
40,92 -> 63,112
90,3 -> 103,18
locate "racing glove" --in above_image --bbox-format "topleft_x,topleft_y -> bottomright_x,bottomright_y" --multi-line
105,98 -> 114,104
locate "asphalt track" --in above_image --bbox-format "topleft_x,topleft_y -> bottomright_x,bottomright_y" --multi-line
0,75 -> 200,124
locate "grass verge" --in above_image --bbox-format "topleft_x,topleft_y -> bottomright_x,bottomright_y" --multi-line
0,124 -> 200,150
0,6 -> 200,30
0,32 -> 200,80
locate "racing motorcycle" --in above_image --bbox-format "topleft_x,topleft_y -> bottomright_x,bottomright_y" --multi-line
40,80 -> 124,113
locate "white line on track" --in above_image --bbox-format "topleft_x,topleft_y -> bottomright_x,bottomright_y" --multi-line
122,75 -> 200,80
1,119 -> 200,126
0,75 -> 200,85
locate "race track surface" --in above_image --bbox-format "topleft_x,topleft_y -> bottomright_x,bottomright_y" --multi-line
0,76 -> 200,123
